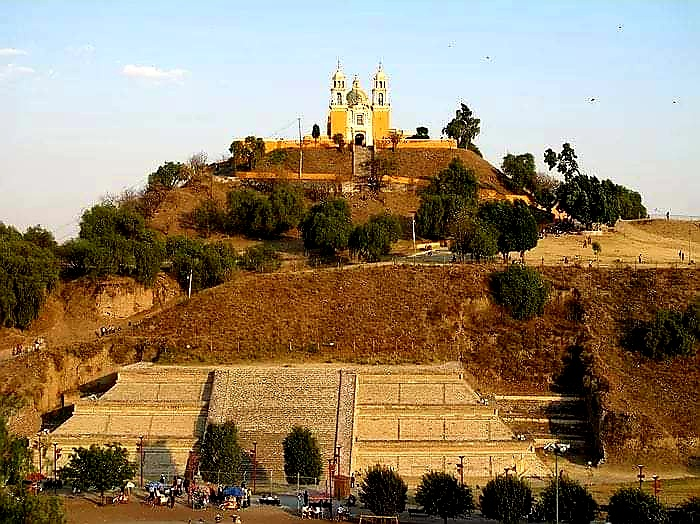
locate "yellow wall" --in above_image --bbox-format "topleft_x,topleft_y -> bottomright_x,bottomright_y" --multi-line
329,109 -> 347,138
372,109 -> 390,143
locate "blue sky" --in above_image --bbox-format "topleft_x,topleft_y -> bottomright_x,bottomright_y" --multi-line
1,0 -> 698,239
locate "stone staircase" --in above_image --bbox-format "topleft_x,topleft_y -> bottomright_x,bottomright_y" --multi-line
495,394 -> 594,456
352,145 -> 373,190
49,364 -> 213,480
208,367 -> 344,483
351,373 -> 549,485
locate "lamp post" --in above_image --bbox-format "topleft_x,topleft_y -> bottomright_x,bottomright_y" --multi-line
457,456 -> 465,486
328,458 -> 334,520
637,464 -> 645,491
652,474 -> 660,502
252,442 -> 257,495
544,442 -> 570,524
335,446 -> 341,476
52,442 -> 58,494
137,435 -> 144,488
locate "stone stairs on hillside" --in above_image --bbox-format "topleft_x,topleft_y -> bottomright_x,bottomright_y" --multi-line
209,367 -> 344,483
352,146 -> 373,190
495,394 -> 593,455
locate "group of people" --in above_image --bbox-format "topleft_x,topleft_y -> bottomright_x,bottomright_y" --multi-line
96,325 -> 121,337
11,337 -> 45,356
145,475 -> 186,508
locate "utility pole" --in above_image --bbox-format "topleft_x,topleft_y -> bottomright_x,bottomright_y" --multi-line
328,458 -> 334,520
298,117 -> 303,179
412,214 -> 416,255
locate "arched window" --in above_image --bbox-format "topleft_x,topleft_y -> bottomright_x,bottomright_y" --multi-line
378,93 -> 384,106
337,92 -> 342,104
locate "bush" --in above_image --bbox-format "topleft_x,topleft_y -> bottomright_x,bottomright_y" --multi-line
622,307 -> 697,360
415,471 -> 474,524
239,245 -> 281,272
479,475 -> 532,524
300,199 -> 353,255
349,214 -> 402,262
671,497 -> 700,524
607,487 -> 667,524
226,185 -> 305,238
359,464 -> 407,516
166,236 -> 238,292
147,161 -> 188,190
192,199 -> 226,234
489,265 -> 551,320
539,475 -> 597,524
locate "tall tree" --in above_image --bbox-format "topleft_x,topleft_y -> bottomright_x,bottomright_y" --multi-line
282,426 -> 322,484
199,422 -> 245,485
479,475 -> 533,524
450,212 -> 498,261
479,200 -> 538,260
349,214 -> 402,262
502,153 -> 536,192
409,126 -> 430,139
61,444 -> 136,505
228,140 -> 244,173
359,464 -> 407,516
443,103 -> 481,149
311,124 -> 321,144
148,161 -> 188,190
415,471 -> 474,524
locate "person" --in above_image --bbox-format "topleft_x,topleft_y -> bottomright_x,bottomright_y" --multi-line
667,211 -> 670,220
638,253 -> 642,264
303,490 -> 309,506
160,474 -> 166,484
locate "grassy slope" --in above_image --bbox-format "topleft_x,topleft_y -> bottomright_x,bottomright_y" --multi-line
130,264 -> 699,460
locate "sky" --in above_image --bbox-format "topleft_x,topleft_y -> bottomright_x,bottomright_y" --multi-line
1,0 -> 698,240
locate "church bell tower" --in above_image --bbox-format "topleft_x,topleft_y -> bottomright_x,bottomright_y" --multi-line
327,61 -> 348,138
371,62 -> 390,143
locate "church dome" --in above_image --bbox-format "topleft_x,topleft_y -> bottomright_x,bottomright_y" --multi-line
346,77 -> 368,106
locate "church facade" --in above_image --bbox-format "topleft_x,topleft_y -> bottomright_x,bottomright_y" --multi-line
327,62 -> 391,147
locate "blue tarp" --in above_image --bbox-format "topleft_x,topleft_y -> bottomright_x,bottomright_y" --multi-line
222,486 -> 245,497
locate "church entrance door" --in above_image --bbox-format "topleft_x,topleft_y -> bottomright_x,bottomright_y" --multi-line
354,133 -> 365,146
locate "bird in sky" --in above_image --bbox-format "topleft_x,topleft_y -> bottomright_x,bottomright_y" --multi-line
448,41 -> 456,48
484,56 -> 492,61
672,99 -> 679,104
617,24 -> 624,31
589,97 -> 597,103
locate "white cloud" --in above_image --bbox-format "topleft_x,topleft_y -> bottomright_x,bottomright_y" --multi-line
0,48 -> 28,56
121,64 -> 189,82
0,63 -> 36,77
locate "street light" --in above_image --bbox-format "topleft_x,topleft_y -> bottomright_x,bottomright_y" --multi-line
652,474 -> 660,502
544,442 -> 570,524
457,456 -> 465,486
52,442 -> 58,494
637,464 -> 645,491
137,436 -> 145,488
252,442 -> 257,495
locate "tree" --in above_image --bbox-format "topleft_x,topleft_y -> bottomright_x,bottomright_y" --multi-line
148,161 -> 187,190
409,126 -> 430,139
61,444 -> 136,505
607,487 -> 667,524
0,409 -> 31,487
311,124 -> 321,144
480,475 -> 533,524
674,497 -> 700,524
226,189 -> 276,238
300,199 -> 353,255
229,140 -> 244,173
282,426 -> 322,485
243,136 -> 266,170
187,151 -> 208,181
61,204 -> 165,285
539,475 -> 597,524
416,158 -> 479,240
388,130 -> 402,152
490,265 -> 551,320
415,471 -> 474,524
544,143 -> 580,179
0,488 -> 66,523
450,213 -> 498,261
349,214 -> 402,262
332,133 -> 345,152
359,464 -> 407,516
502,153 -> 536,192
479,201 -> 539,260
23,225 -> 57,251
0,231 -> 59,329
192,199 -> 226,235
166,236 -> 238,293
622,308 -> 696,360
269,184 -> 306,234
199,422 -> 246,485
443,102 -> 481,149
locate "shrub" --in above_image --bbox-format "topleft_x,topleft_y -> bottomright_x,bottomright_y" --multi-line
166,236 -> 237,292
622,307 -> 697,360
300,199 -> 353,255
480,475 -> 532,524
192,199 -> 226,234
349,214 -> 402,262
359,464 -> 407,516
489,265 -> 551,320
607,487 -> 667,524
239,245 -> 281,272
415,471 -> 474,524
539,475 -> 597,524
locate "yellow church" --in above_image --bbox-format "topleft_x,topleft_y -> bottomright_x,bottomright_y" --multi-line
326,62 -> 390,147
